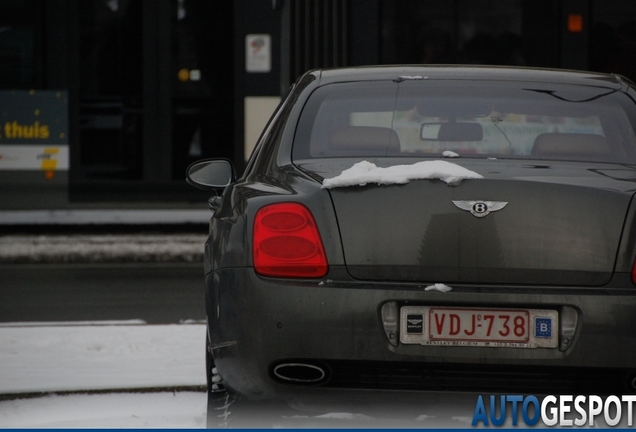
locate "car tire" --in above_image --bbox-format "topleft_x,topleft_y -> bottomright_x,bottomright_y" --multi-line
205,333 -> 235,428
205,333 -> 297,428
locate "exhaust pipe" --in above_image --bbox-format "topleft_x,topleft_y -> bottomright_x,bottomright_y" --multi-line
273,363 -> 327,383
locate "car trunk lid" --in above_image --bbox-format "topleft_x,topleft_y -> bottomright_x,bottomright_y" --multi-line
301,159 -> 635,286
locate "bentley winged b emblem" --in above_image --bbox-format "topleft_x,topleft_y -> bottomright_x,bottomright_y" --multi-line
453,200 -> 508,218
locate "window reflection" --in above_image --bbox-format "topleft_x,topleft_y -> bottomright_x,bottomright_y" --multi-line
590,1 -> 636,83
0,0 -> 41,89
380,0 -> 567,69
78,0 -> 143,180
171,0 -> 233,180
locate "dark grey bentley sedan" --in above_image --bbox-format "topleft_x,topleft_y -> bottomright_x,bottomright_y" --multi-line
187,66 -> 636,422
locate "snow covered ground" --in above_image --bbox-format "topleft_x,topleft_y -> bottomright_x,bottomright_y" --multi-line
0,321 -> 206,393
0,322 -> 207,428
0,321 -> 476,428
0,391 -> 206,428
0,321 -> 498,428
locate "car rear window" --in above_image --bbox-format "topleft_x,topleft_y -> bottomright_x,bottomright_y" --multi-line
292,80 -> 636,163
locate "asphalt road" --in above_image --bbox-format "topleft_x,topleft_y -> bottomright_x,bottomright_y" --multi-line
0,263 -> 206,324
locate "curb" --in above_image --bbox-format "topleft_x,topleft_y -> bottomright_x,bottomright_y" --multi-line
0,385 -> 207,402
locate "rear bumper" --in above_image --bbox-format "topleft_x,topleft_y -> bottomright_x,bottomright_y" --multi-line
206,267 -> 636,401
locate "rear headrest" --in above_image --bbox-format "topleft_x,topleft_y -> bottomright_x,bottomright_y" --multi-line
531,133 -> 609,157
329,126 -> 400,152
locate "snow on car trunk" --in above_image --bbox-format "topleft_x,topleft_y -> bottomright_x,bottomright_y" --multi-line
323,161 -> 630,286
321,160 -> 483,188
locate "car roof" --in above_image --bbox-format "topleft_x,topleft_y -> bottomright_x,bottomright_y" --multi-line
314,65 -> 625,89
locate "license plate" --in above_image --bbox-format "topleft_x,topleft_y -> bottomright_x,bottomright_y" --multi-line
400,306 -> 559,348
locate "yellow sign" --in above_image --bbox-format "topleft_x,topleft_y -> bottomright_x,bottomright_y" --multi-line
39,147 -> 59,170
3,121 -> 50,140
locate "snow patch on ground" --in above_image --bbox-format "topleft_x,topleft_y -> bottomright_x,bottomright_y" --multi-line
0,323 -> 207,427
0,392 -> 206,428
321,160 -> 483,189
0,322 -> 482,428
0,323 -> 206,394
0,234 -> 207,264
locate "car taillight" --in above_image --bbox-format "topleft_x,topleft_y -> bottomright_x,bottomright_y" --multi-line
253,202 -> 328,278
632,259 -> 636,285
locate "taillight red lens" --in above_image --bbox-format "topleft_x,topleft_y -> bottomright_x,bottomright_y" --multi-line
632,259 -> 636,285
253,203 -> 328,278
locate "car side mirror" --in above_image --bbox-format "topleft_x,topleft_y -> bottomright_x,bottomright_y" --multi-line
186,159 -> 235,190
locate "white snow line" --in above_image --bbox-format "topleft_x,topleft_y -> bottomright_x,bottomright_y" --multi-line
0,320 -> 148,327
178,319 -> 207,325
